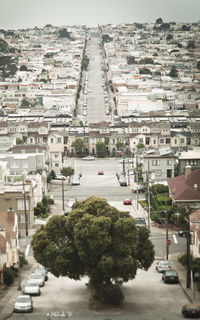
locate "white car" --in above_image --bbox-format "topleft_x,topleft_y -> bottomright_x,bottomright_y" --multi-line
14,295 -> 33,313
156,260 -> 171,273
23,281 -> 41,296
68,198 -> 77,207
33,267 -> 48,281
82,156 -> 95,161
28,273 -> 45,287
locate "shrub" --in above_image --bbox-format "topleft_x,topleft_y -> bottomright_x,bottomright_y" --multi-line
178,253 -> 188,266
3,268 -> 14,285
19,251 -> 28,267
34,206 -> 41,217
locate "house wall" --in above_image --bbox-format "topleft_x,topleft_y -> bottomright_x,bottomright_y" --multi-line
143,156 -> 175,182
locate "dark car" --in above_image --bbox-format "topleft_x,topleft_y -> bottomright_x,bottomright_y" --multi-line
178,230 -> 187,237
182,304 -> 200,318
162,270 -> 179,283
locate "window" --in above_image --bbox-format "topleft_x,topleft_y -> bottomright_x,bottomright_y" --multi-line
167,160 -> 172,166
55,154 -> 58,158
30,138 -> 33,143
51,138 -> 54,143
166,138 -> 171,144
17,199 -> 29,210
11,161 -> 19,168
9,127 -> 17,132
139,138 -> 143,143
174,139 -> 177,144
57,137 -> 61,143
180,138 -> 185,144
55,163 -> 59,167
152,160 -> 160,166
19,213 -> 29,223
160,138 -> 164,144
23,162 -> 28,168
153,140 -> 156,144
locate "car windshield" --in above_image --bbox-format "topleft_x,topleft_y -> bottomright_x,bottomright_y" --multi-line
188,305 -> 200,310
26,282 -> 39,287
160,261 -> 169,266
165,271 -> 177,276
16,296 -> 31,303
30,274 -> 43,279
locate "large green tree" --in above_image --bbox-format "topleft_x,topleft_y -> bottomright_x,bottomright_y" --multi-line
71,138 -> 85,157
96,141 -> 106,157
31,197 -> 154,304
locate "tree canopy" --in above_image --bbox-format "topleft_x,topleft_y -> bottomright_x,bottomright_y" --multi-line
31,197 -> 154,303
72,138 -> 86,157
96,141 -> 106,157
58,28 -> 72,39
60,166 -> 74,177
0,56 -> 18,78
169,65 -> 178,78
126,56 -> 137,65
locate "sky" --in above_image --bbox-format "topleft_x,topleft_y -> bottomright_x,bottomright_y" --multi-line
0,0 -> 200,29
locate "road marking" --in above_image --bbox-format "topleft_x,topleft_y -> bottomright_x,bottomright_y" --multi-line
25,244 -> 30,256
173,234 -> 178,244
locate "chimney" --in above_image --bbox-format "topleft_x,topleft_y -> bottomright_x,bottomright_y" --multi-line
194,184 -> 198,191
185,165 -> 191,178
0,228 -> 6,238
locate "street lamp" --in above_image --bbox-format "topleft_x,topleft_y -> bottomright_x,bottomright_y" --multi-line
7,207 -> 22,291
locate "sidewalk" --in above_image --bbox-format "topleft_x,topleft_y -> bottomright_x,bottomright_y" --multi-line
0,256 -> 38,320
170,252 -> 199,303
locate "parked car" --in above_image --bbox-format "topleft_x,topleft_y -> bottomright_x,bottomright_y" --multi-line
182,304 -> 200,318
137,185 -> 146,193
156,260 -> 171,273
178,230 -> 187,237
119,176 -> 127,186
13,295 -> 33,313
82,156 -> 95,161
28,273 -> 45,287
72,178 -> 80,185
23,282 -> 41,296
98,171 -> 104,175
123,198 -> 132,205
55,174 -> 66,180
68,198 -> 77,207
65,206 -> 72,216
162,270 -> 179,283
135,217 -> 147,227
33,267 -> 48,281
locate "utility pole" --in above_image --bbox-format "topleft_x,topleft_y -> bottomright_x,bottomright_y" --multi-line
8,208 -> 21,290
22,179 -> 28,237
186,229 -> 191,288
62,178 -> 65,212
165,194 -> 169,260
147,156 -> 151,230
165,210 -> 169,260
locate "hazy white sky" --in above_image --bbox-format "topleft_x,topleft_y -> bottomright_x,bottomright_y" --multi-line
0,0 -> 200,29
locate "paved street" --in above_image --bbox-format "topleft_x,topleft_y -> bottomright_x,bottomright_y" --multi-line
0,157 -> 193,320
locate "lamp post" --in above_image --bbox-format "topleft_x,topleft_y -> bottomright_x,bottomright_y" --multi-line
7,208 -> 22,291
